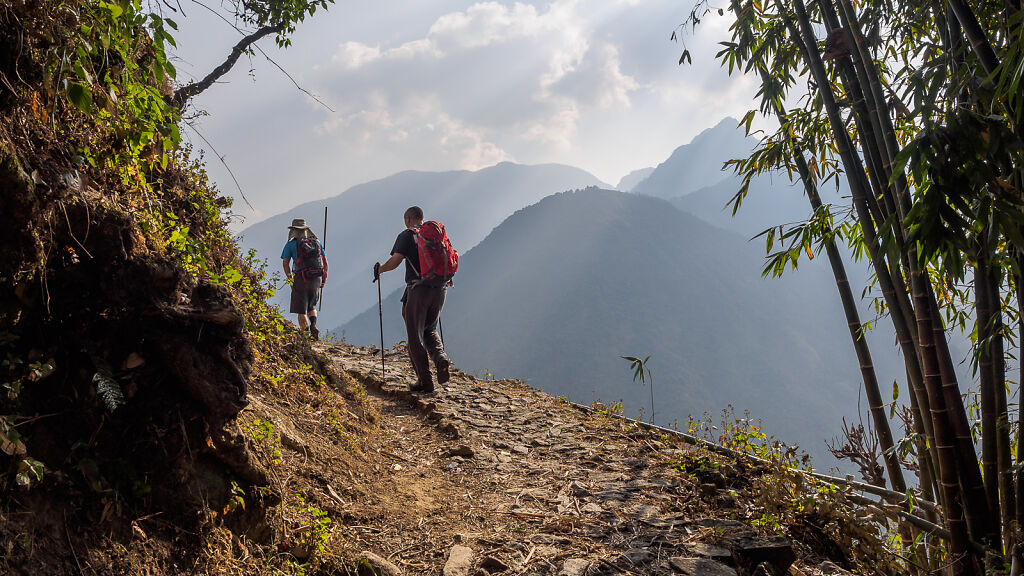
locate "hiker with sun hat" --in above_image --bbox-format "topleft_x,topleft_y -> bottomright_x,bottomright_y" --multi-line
281,218 -> 328,340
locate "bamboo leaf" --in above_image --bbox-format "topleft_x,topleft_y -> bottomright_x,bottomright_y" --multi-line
888,141 -> 917,186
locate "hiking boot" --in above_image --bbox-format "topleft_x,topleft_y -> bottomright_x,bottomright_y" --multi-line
409,382 -> 435,394
309,326 -> 320,341
435,356 -> 450,385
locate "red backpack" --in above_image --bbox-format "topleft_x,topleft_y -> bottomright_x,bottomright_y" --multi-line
414,221 -> 459,284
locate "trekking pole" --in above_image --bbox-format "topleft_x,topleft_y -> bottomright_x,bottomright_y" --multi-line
438,317 -> 444,346
375,274 -> 385,380
319,206 -> 327,311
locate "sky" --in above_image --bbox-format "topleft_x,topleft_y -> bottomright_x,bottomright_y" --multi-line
168,0 -> 764,227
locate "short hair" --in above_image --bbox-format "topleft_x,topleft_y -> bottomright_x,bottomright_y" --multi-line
404,206 -> 424,221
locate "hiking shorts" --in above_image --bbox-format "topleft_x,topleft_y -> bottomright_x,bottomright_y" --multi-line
289,276 -> 321,314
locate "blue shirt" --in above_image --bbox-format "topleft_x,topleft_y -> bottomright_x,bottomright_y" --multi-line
281,238 -> 326,273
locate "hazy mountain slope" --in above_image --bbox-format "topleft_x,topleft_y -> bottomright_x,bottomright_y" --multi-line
238,162 -> 609,327
669,170 -> 975,393
341,189 -> 887,462
631,118 -> 755,199
616,167 -> 655,191
672,175 -> 810,238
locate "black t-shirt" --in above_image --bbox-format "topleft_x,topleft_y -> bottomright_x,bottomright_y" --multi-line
391,228 -> 421,284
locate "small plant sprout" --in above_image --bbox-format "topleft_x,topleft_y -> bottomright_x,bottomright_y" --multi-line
621,355 -> 654,423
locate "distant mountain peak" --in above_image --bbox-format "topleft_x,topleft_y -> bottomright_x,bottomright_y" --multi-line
712,116 -> 741,128
631,117 -> 755,200
617,167 -> 655,192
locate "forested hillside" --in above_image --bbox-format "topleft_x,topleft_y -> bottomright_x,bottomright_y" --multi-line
0,1 -> 373,573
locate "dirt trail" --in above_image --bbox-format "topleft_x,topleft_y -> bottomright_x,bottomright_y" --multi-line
314,343 -> 830,576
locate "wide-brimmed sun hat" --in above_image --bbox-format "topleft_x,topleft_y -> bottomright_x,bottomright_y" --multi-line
288,218 -> 311,230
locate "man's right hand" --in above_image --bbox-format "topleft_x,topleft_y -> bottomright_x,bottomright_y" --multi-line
373,262 -> 381,283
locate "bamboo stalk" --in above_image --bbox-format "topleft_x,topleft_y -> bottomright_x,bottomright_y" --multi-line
817,2 -> 943,501
946,0 -> 1001,76
989,263 -> 1016,550
775,5 -> 930,459
785,0 -> 975,570
732,0 -> 905,495
907,368 -> 940,511
839,0 -> 1000,558
835,0 -> 913,219
1017,275 -> 1024,527
975,255 -> 1001,547
908,257 -> 974,576
928,287 -> 998,567
567,399 -> 943,514
818,0 -> 899,227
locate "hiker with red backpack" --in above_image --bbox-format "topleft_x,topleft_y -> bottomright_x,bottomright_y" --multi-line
281,218 -> 329,340
373,206 -> 458,393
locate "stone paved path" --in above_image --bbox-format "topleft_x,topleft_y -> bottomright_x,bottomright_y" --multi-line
316,343 -> 837,576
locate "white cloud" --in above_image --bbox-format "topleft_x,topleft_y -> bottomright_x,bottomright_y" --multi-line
523,104 -> 580,149
595,45 -> 640,108
542,42 -> 639,110
429,2 -> 548,49
315,91 -> 511,168
436,114 -> 515,168
331,42 -> 382,69
390,38 -> 441,60
330,38 -> 441,70
313,0 -> 613,164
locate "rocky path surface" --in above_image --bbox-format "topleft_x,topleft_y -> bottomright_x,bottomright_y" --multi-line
316,343 -> 842,576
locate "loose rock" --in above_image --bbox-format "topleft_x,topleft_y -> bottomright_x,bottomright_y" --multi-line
615,547 -> 654,567
729,536 -> 796,575
559,558 -> 591,576
448,444 -> 476,458
357,552 -> 404,576
444,545 -> 475,576
686,542 -> 732,562
480,555 -> 509,573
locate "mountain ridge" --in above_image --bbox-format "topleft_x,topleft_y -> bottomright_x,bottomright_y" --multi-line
632,117 -> 754,199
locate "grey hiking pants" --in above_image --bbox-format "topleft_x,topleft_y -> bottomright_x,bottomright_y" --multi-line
402,283 -> 448,386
